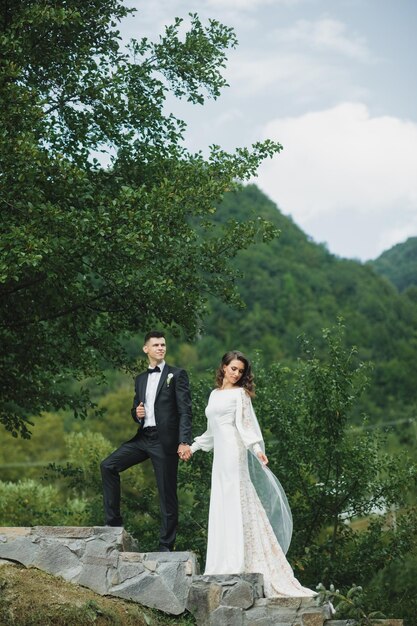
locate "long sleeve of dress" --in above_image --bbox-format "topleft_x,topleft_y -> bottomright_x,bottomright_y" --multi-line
190,418 -> 214,453
236,388 -> 264,455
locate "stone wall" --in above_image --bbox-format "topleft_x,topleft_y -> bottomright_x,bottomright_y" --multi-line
0,527 -> 404,625
187,573 -> 331,625
0,526 -> 198,615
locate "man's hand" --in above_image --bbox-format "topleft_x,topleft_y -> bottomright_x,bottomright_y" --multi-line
136,402 -> 145,420
178,443 -> 192,462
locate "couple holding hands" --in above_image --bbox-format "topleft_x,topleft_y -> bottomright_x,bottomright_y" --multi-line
100,330 -> 314,597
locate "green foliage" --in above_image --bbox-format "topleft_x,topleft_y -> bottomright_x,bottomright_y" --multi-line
0,478 -> 88,526
317,583 -> 386,625
251,324 -> 417,590
93,385 -> 138,446
370,236 -> 417,292
365,550 -> 417,626
0,411 -> 68,482
0,1 -> 281,438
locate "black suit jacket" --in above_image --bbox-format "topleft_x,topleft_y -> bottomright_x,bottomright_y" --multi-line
131,364 -> 192,454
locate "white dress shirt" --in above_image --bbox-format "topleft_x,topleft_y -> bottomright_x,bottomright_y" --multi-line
144,361 -> 165,427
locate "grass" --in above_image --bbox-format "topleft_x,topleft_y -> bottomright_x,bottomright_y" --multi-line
0,562 -> 196,626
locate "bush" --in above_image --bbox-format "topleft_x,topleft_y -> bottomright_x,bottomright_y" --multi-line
0,479 -> 88,526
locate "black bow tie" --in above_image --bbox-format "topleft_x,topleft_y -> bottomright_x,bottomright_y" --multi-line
148,366 -> 161,374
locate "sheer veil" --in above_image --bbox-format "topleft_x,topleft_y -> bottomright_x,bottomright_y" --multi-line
237,389 -> 293,555
247,451 -> 293,554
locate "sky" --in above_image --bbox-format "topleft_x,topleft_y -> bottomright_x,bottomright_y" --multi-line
121,0 -> 417,261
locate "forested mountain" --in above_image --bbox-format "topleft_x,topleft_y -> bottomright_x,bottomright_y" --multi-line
370,236 -> 417,292
186,185 -> 417,420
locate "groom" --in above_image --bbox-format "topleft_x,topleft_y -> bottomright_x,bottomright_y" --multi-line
100,330 -> 192,551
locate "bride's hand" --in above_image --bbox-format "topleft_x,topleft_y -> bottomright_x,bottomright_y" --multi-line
257,451 -> 268,465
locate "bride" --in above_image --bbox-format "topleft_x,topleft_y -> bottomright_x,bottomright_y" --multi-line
186,350 -> 315,598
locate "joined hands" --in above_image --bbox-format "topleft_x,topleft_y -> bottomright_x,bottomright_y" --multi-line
178,443 -> 192,462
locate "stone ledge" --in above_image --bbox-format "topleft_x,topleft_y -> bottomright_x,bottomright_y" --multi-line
187,574 -> 332,626
0,525 -> 137,552
0,527 -> 198,615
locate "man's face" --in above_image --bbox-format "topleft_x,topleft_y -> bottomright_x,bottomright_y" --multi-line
143,337 -> 166,363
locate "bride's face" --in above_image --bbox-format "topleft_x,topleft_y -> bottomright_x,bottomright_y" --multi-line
223,359 -> 245,386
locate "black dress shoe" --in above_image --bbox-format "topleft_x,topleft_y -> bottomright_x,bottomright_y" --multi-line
158,545 -> 171,552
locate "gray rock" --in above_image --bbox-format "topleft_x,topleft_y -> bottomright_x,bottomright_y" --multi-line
110,570 -> 185,614
210,606 -> 244,626
0,527 -> 197,615
300,610 -> 325,626
243,604 -> 273,625
111,556 -> 146,586
186,579 -> 223,624
33,538 -> 82,577
0,535 -> 40,567
197,573 -> 264,598
221,579 -> 254,609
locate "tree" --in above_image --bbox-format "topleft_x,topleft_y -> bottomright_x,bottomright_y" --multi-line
0,1 -> 281,437
254,323 -> 417,594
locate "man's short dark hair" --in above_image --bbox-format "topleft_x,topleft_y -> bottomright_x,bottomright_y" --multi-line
144,330 -> 165,344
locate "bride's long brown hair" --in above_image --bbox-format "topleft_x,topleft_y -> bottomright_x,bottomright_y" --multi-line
215,350 -> 255,397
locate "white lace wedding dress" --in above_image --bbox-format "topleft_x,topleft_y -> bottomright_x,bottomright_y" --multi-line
190,387 -> 315,598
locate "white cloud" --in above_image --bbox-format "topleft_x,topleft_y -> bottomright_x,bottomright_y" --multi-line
226,52 -> 326,94
257,103 -> 417,259
224,51 -> 370,107
277,17 -> 373,61
378,217 -> 417,253
221,15 -> 374,109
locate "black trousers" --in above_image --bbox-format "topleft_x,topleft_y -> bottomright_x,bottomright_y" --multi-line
100,428 -> 179,550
